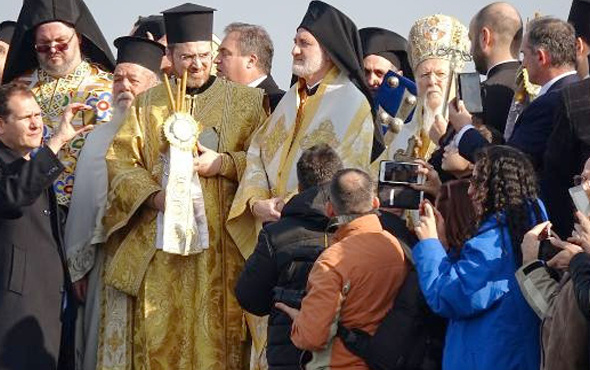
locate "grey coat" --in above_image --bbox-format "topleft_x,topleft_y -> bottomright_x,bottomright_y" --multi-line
0,141 -> 68,370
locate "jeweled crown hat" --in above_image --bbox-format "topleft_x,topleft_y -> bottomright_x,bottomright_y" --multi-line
408,14 -> 471,72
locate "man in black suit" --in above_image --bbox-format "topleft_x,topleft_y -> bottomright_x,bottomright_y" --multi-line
214,22 -> 285,112
0,83 -> 92,369
469,2 -> 522,139
543,0 -> 590,238
455,17 -> 579,170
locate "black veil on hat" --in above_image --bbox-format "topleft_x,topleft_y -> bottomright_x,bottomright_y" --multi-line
359,27 -> 414,81
0,21 -> 17,44
569,0 -> 590,43
132,15 -> 166,41
297,0 -> 385,160
114,36 -> 165,74
2,0 -> 115,84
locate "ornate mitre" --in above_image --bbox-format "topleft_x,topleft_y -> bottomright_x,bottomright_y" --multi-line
408,14 -> 471,72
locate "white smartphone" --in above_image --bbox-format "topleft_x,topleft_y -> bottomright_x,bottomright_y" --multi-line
379,161 -> 425,185
569,185 -> 590,214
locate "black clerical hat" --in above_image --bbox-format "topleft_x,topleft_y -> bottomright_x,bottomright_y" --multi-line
569,0 -> 590,43
0,21 -> 16,44
162,3 -> 216,44
297,0 -> 385,160
132,15 -> 166,41
114,36 -> 165,74
359,27 -> 413,81
2,0 -> 115,83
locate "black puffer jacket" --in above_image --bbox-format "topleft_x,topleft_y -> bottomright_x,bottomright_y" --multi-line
235,186 -> 330,370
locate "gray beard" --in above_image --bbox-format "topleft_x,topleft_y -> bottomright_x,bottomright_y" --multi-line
40,58 -> 79,78
422,101 -> 443,133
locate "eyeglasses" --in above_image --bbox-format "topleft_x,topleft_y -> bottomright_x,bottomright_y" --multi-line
34,32 -> 76,53
179,52 -> 212,64
418,71 -> 449,81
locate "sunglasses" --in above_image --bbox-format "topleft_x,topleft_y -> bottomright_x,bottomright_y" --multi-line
34,32 -> 76,53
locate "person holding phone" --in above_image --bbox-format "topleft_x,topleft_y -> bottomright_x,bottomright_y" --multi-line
413,146 -> 546,370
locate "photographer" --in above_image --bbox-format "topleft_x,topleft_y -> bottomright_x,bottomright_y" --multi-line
0,83 -> 93,369
276,169 -> 407,369
235,144 -> 343,369
516,157 -> 590,370
413,146 -> 546,370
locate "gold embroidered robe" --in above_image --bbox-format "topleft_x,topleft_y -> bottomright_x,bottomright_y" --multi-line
18,60 -> 114,207
227,67 -> 375,259
98,77 -> 267,369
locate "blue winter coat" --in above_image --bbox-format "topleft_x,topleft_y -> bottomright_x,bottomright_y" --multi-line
413,209 -> 544,370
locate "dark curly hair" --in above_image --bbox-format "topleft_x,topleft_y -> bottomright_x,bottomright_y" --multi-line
470,145 -> 544,266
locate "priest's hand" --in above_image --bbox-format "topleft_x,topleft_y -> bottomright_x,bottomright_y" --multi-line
448,98 -> 472,132
73,275 -> 88,303
195,142 -> 221,177
146,190 -> 166,212
252,197 -> 284,222
47,103 -> 94,154
428,114 -> 447,144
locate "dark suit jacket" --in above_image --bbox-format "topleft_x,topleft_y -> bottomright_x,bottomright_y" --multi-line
458,73 -> 579,168
256,75 -> 285,112
0,142 -> 70,370
479,61 -> 520,137
508,73 -> 580,172
543,78 -> 590,238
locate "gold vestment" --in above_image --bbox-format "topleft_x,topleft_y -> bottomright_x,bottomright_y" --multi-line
97,77 -> 267,369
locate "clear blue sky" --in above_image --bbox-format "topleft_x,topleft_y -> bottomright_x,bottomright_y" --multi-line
1,0 -> 571,88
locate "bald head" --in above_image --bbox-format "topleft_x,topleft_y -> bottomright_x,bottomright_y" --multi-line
472,2 -> 523,58
329,169 -> 375,215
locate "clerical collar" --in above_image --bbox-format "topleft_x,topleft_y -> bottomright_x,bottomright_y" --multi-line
248,75 -> 267,87
306,80 -> 322,96
186,75 -> 216,95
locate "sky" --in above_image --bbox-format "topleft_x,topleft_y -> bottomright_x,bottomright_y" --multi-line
1,0 -> 572,89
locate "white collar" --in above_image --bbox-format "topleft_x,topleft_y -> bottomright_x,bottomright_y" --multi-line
538,71 -> 577,97
248,75 -> 268,88
486,59 -> 519,78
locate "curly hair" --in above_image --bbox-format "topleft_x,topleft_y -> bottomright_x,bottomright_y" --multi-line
470,145 -> 543,266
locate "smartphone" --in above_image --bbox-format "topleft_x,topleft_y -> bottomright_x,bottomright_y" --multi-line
457,72 -> 483,114
378,183 -> 423,210
569,185 -> 590,215
379,161 -> 424,184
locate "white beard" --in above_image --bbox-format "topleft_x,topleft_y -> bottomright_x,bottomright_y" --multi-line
422,100 -> 443,133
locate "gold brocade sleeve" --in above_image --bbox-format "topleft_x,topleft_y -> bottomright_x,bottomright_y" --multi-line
218,87 -> 268,183
338,106 -> 375,173
226,119 -> 273,259
103,97 -> 162,240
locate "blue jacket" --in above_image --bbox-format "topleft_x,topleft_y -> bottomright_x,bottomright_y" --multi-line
413,209 -> 545,370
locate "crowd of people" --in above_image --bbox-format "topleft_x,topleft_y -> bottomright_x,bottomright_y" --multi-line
0,0 -> 589,369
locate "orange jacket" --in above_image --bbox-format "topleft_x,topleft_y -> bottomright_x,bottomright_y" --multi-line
291,214 -> 408,369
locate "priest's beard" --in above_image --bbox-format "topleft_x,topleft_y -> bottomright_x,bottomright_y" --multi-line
292,49 -> 328,80
186,66 -> 212,88
39,53 -> 80,78
114,91 -> 135,112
